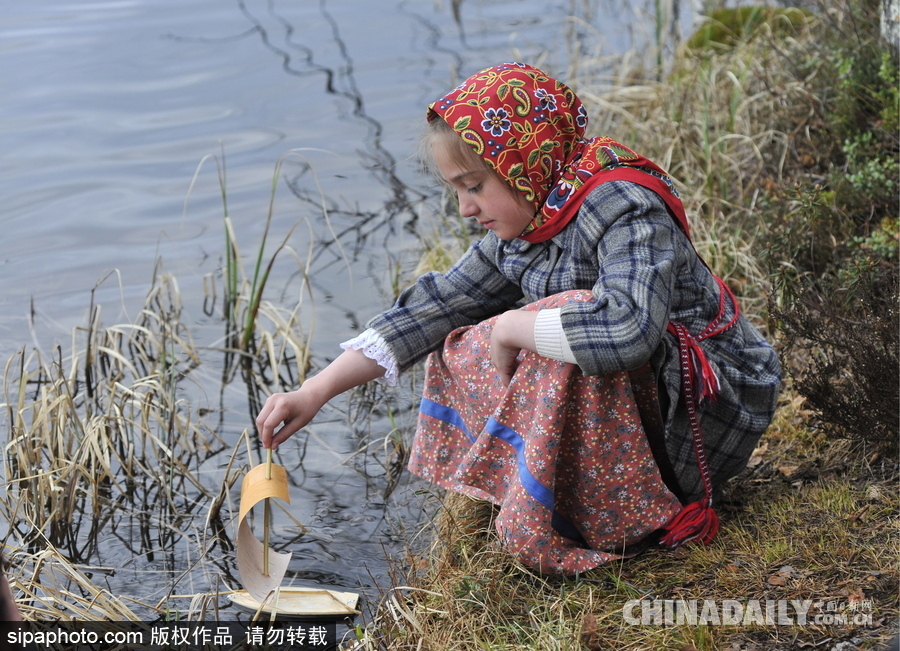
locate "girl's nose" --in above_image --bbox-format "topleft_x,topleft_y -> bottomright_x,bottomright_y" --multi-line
458,193 -> 479,218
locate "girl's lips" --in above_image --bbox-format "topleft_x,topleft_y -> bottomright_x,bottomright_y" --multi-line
480,220 -> 495,229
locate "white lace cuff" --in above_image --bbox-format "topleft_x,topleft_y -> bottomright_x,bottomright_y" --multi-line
534,308 -> 578,364
340,328 -> 400,387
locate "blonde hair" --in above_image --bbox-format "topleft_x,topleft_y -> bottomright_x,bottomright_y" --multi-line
418,116 -> 487,176
418,116 -> 522,201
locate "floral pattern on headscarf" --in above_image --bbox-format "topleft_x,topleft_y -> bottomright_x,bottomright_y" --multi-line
428,62 -> 688,242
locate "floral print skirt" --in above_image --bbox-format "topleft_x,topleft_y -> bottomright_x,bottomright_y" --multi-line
408,290 -> 683,574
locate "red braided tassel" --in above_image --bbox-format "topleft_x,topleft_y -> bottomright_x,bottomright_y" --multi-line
686,337 -> 720,404
660,499 -> 720,547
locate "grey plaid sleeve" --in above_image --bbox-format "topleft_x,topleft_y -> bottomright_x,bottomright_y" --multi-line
559,182 -> 680,377
366,234 -> 523,371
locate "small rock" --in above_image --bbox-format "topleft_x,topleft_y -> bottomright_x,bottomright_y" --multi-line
829,642 -> 860,651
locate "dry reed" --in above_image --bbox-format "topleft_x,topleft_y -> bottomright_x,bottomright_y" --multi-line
1,243 -> 315,620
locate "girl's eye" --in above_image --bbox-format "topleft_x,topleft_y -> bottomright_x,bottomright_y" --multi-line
466,184 -> 482,194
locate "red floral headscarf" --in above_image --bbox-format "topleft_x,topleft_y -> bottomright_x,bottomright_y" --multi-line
428,62 -> 689,243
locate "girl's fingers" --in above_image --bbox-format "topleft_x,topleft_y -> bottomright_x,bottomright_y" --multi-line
256,392 -> 316,449
257,394 -> 294,448
271,415 -> 305,448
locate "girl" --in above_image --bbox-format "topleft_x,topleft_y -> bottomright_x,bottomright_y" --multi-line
256,63 -> 781,574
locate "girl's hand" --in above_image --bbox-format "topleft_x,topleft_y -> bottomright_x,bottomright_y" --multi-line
490,309 -> 538,385
256,383 -> 327,449
255,346 -> 388,449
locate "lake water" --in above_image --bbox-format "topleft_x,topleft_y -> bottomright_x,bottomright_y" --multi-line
0,0 -> 698,621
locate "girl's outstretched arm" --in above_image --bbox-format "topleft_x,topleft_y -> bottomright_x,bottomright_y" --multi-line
256,348 -> 386,449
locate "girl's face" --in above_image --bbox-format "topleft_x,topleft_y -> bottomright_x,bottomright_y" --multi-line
431,140 -> 535,241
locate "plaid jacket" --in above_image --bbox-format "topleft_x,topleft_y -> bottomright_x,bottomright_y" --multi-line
368,180 -> 781,501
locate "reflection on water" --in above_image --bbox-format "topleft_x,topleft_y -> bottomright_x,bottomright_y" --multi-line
0,0 -> 689,620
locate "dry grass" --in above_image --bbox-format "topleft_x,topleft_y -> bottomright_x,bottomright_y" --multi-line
3,275 -> 215,561
1,261 -> 313,620
6,547 -> 147,621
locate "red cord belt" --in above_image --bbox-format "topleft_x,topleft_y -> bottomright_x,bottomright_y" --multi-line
660,275 -> 740,548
